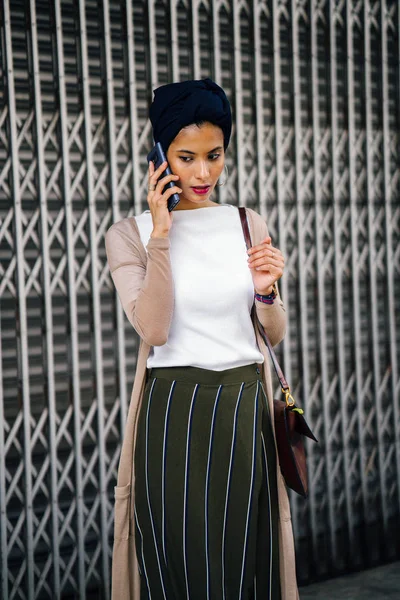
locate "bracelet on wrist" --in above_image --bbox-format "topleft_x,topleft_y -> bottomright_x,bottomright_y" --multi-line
255,287 -> 277,305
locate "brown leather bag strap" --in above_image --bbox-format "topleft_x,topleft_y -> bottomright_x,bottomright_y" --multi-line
238,207 -> 290,392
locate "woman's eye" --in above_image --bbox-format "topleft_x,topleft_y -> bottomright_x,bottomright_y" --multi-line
208,154 -> 220,160
179,156 -> 192,163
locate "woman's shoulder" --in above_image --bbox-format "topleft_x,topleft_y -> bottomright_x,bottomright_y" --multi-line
106,215 -> 139,239
106,212 -> 155,247
105,215 -> 147,269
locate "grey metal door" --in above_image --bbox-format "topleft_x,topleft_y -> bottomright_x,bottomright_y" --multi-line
0,0 -> 399,598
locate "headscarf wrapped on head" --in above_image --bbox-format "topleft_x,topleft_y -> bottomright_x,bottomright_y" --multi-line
149,78 -> 232,152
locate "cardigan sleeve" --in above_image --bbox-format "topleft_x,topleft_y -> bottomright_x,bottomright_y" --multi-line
105,219 -> 174,346
246,208 -> 287,347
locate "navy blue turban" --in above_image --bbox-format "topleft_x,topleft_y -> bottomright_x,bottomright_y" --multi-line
149,78 -> 232,152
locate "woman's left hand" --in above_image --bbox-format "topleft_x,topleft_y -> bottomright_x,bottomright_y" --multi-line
247,236 -> 284,295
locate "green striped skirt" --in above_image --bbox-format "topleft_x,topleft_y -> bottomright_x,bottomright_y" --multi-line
134,363 -> 281,600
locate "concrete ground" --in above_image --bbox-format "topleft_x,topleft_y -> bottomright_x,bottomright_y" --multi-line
299,562 -> 400,599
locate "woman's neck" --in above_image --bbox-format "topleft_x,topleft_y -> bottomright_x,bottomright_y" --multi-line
173,200 -> 219,211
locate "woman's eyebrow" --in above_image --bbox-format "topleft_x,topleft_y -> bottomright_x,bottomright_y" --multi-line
176,146 -> 223,154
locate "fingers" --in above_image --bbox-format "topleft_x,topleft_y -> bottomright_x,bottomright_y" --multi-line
247,237 -> 272,257
155,174 -> 180,194
249,246 -> 283,261
148,166 -> 180,193
147,173 -> 181,209
247,238 -> 284,289
148,160 -> 167,182
249,259 -> 284,272
148,186 -> 182,212
148,161 -> 171,190
163,185 -> 182,201
148,176 -> 181,207
247,245 -> 284,269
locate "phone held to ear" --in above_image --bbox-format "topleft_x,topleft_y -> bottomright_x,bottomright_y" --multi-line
147,142 -> 181,212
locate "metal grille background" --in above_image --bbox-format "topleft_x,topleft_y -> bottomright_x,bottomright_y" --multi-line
0,0 -> 399,598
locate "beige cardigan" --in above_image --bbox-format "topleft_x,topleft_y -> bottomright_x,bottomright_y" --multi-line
105,207 -> 299,599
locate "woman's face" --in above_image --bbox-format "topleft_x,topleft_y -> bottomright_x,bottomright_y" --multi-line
166,122 -> 225,209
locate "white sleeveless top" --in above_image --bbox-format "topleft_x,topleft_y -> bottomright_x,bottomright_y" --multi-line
135,205 -> 264,371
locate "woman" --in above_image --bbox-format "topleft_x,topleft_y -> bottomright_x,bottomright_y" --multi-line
106,79 -> 298,599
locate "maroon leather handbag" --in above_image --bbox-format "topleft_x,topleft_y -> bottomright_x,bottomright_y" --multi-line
239,207 -> 317,498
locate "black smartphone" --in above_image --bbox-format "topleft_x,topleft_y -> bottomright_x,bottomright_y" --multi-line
146,142 -> 181,212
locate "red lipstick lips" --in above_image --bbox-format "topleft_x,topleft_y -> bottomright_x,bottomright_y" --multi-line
191,186 -> 211,195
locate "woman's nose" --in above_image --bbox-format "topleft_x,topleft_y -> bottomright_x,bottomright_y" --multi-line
194,161 -> 210,180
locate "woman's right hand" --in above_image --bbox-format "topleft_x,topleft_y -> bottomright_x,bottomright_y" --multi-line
148,161 -> 181,238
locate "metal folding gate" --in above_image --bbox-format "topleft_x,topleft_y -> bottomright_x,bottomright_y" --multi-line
0,0 -> 399,598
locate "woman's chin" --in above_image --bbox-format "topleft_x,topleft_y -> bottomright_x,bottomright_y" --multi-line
175,189 -> 215,208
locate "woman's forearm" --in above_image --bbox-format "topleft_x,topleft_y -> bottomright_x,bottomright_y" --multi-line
255,299 -> 287,347
131,238 -> 174,345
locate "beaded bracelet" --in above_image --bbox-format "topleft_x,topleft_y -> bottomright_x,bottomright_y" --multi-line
255,288 -> 277,305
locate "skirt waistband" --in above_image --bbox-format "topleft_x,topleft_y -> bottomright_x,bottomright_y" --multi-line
147,363 -> 263,385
